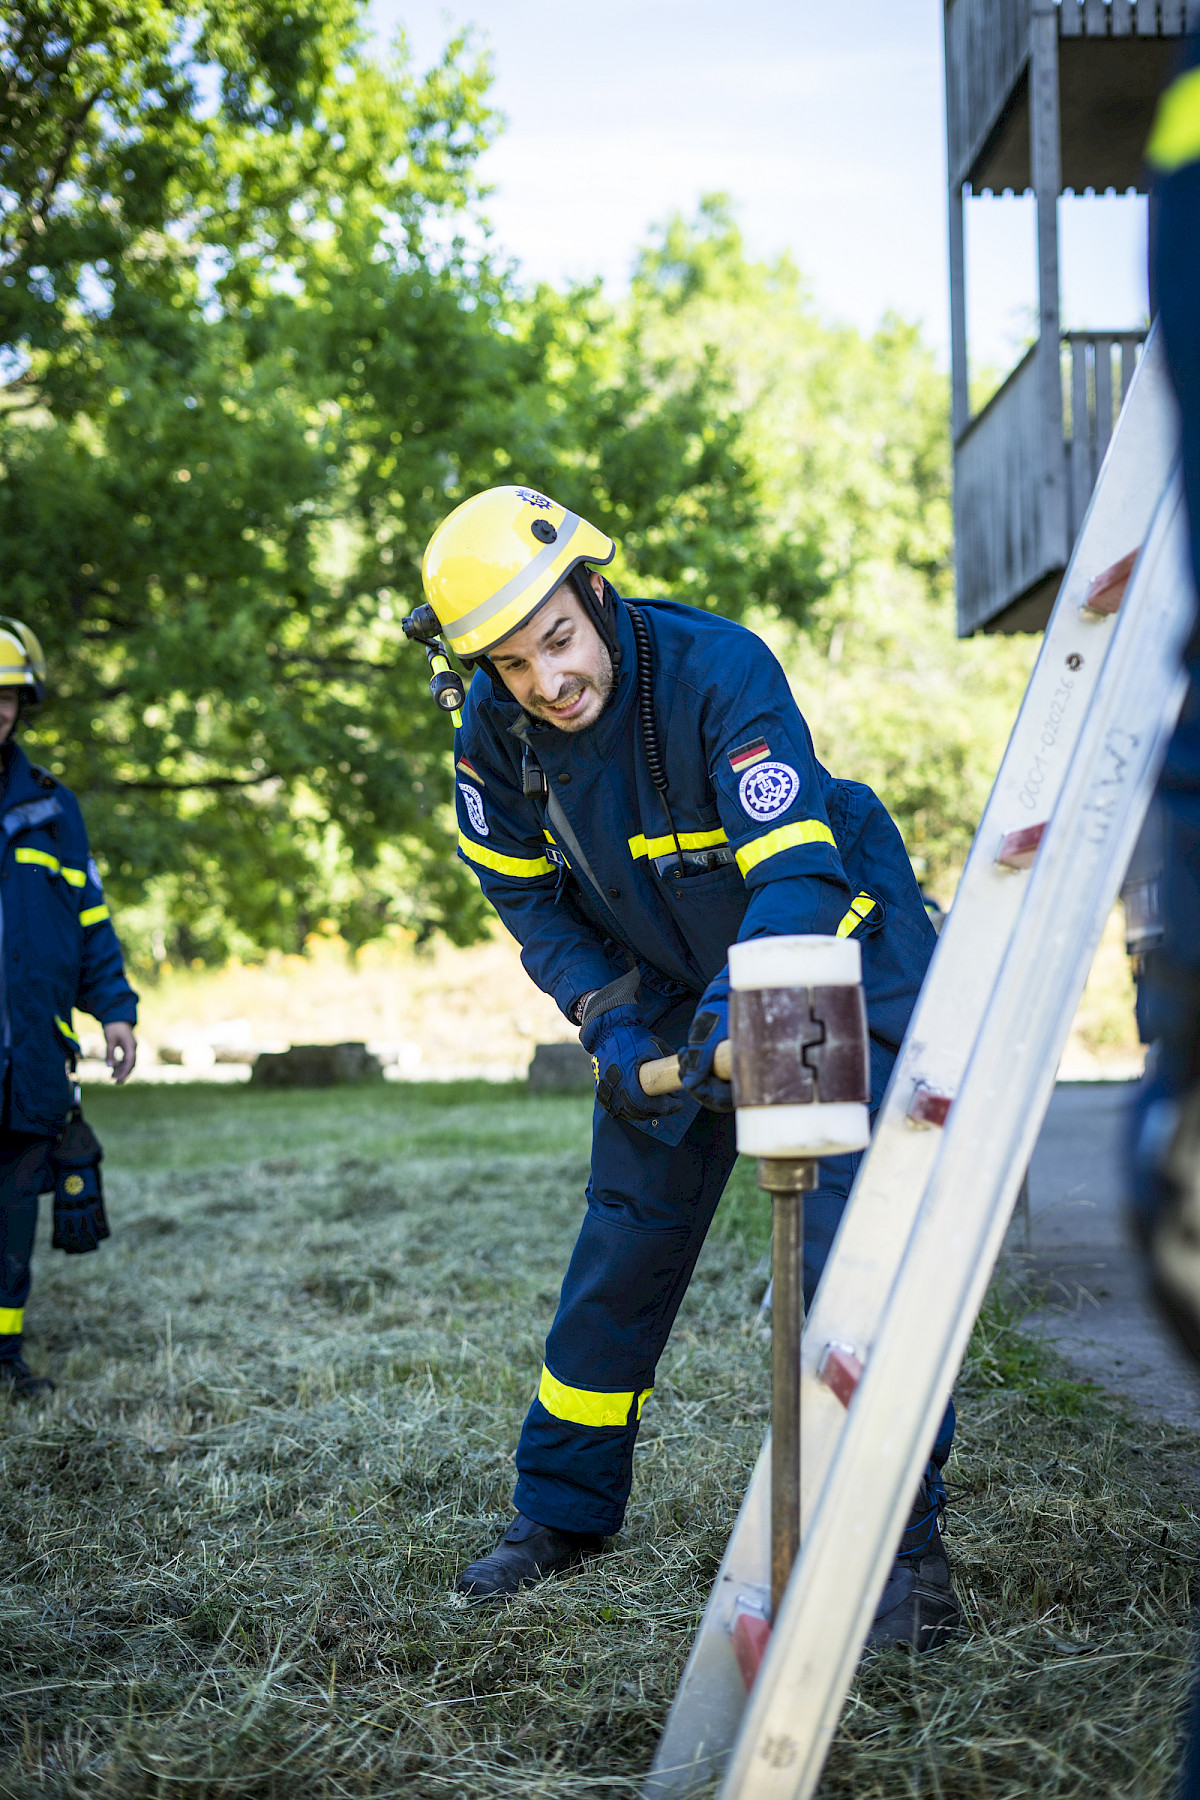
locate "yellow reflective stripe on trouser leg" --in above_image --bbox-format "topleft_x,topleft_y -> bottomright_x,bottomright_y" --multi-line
0,1307 -> 23,1334
80,904 -> 110,927
735,819 -> 836,876
627,827 -> 729,862
836,892 -> 878,938
458,831 -> 553,879
1147,66 -> 1200,173
538,1365 -> 653,1429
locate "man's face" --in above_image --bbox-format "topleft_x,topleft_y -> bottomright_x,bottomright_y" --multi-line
489,573 -> 614,732
0,688 -> 20,745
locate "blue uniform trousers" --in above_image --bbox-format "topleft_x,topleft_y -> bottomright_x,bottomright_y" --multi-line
515,1049 -> 956,1537
0,1131 -> 54,1362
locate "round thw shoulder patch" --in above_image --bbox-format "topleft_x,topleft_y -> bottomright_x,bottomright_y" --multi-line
739,760 -> 800,824
459,782 -> 489,837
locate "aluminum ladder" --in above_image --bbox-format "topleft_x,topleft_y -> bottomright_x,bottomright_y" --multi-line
645,322 -> 1195,1800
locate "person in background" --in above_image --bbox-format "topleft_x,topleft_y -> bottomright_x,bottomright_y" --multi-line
0,618 -> 138,1398
1127,34 -> 1200,1800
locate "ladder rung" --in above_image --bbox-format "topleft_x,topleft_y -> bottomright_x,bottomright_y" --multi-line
907,1084 -> 952,1128
817,1344 -> 864,1408
996,822 -> 1046,869
1082,547 -> 1140,616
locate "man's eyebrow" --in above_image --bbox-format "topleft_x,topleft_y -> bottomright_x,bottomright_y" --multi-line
493,613 -> 572,664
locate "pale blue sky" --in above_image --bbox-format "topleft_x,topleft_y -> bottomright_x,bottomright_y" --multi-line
367,0 -> 1150,381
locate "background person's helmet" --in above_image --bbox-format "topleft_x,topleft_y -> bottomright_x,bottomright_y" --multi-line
0,617 -> 47,705
421,485 -> 615,659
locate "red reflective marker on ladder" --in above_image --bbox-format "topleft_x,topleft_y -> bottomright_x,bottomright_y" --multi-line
908,1083 -> 952,1128
1082,548 -> 1140,617
731,1609 -> 771,1691
996,822 -> 1045,870
818,1344 -> 864,1409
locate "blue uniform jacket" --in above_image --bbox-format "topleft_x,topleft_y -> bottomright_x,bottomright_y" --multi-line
0,742 -> 138,1135
453,593 -> 935,1104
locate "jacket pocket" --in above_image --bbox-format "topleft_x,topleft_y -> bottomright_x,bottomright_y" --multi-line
661,861 -> 748,974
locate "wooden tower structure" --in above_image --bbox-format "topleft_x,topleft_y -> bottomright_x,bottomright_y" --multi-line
944,0 -> 1195,635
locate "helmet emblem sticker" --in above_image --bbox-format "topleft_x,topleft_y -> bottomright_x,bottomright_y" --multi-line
739,761 -> 800,824
459,783 -> 489,837
516,488 -> 552,509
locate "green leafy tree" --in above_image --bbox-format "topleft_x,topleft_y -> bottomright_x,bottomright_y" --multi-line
626,197 -> 1037,884
0,8 -> 794,967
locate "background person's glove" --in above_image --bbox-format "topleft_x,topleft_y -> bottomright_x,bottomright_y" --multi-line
678,972 -> 732,1113
579,986 -> 685,1126
51,1107 -> 110,1255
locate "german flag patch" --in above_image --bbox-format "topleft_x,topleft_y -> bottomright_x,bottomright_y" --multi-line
728,737 -> 770,774
457,755 -> 484,789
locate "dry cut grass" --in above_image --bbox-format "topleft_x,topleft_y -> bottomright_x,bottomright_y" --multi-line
0,1080 -> 1197,1798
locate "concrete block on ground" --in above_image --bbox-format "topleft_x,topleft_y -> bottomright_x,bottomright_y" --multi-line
527,1041 -> 593,1094
250,1042 -> 385,1088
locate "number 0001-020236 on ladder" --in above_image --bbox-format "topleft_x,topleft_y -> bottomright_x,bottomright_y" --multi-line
644,324 -> 1194,1800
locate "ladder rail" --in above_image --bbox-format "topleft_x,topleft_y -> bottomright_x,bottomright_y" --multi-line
646,323 -> 1179,1797
718,470 -> 1193,1800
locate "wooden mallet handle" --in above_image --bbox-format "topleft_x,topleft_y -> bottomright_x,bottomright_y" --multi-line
639,1038 -> 731,1097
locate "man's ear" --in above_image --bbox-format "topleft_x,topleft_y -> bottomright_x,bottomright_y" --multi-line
589,570 -> 606,604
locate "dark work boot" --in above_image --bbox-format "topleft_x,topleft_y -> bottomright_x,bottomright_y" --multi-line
865,1466 -> 962,1652
0,1354 -> 55,1400
457,1512 -> 605,1598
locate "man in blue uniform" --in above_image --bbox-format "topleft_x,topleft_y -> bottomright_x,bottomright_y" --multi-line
1127,38 -> 1200,1796
414,487 -> 957,1646
0,619 -> 138,1398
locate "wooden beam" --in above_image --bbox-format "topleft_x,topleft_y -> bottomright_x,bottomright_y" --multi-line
1137,0 -> 1160,36
1030,3 -> 1067,564
1060,0 -> 1083,34
948,184 -> 970,439
1111,0 -> 1134,32
1084,0 -> 1109,31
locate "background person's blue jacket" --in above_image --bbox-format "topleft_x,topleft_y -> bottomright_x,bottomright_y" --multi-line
453,592 -> 935,1076
0,741 -> 138,1135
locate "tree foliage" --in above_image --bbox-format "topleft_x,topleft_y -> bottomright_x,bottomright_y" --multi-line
0,5 -> 810,967
0,16 -> 1028,967
626,198 -> 1036,885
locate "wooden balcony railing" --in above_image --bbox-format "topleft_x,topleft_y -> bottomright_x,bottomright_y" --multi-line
1062,330 -> 1148,537
953,327 -> 1149,632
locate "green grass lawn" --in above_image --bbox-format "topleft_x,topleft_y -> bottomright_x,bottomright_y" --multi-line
1,1080 -> 1198,1798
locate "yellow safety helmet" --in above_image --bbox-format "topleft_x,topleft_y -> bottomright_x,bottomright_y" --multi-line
421,485 -> 615,659
0,617 -> 46,704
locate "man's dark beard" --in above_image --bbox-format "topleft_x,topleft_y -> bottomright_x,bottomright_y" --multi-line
536,645 -> 615,731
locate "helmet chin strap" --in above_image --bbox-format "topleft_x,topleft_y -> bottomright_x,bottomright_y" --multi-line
571,567 -> 621,664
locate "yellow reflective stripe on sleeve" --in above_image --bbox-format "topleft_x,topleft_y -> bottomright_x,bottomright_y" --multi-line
1147,66 -> 1200,172
457,831 -> 553,879
54,1014 -> 79,1046
13,848 -> 86,886
836,892 -> 878,938
15,847 -> 59,873
0,1307 -> 23,1334
80,903 -> 110,927
628,827 -> 729,862
538,1365 -> 649,1429
735,819 -> 836,876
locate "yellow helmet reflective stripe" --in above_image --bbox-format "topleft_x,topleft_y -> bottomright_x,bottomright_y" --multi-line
421,485 -> 615,658
0,617 -> 46,698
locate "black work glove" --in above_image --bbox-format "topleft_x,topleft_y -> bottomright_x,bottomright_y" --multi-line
678,973 -> 733,1113
580,1002 -> 686,1125
51,1108 -> 109,1255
